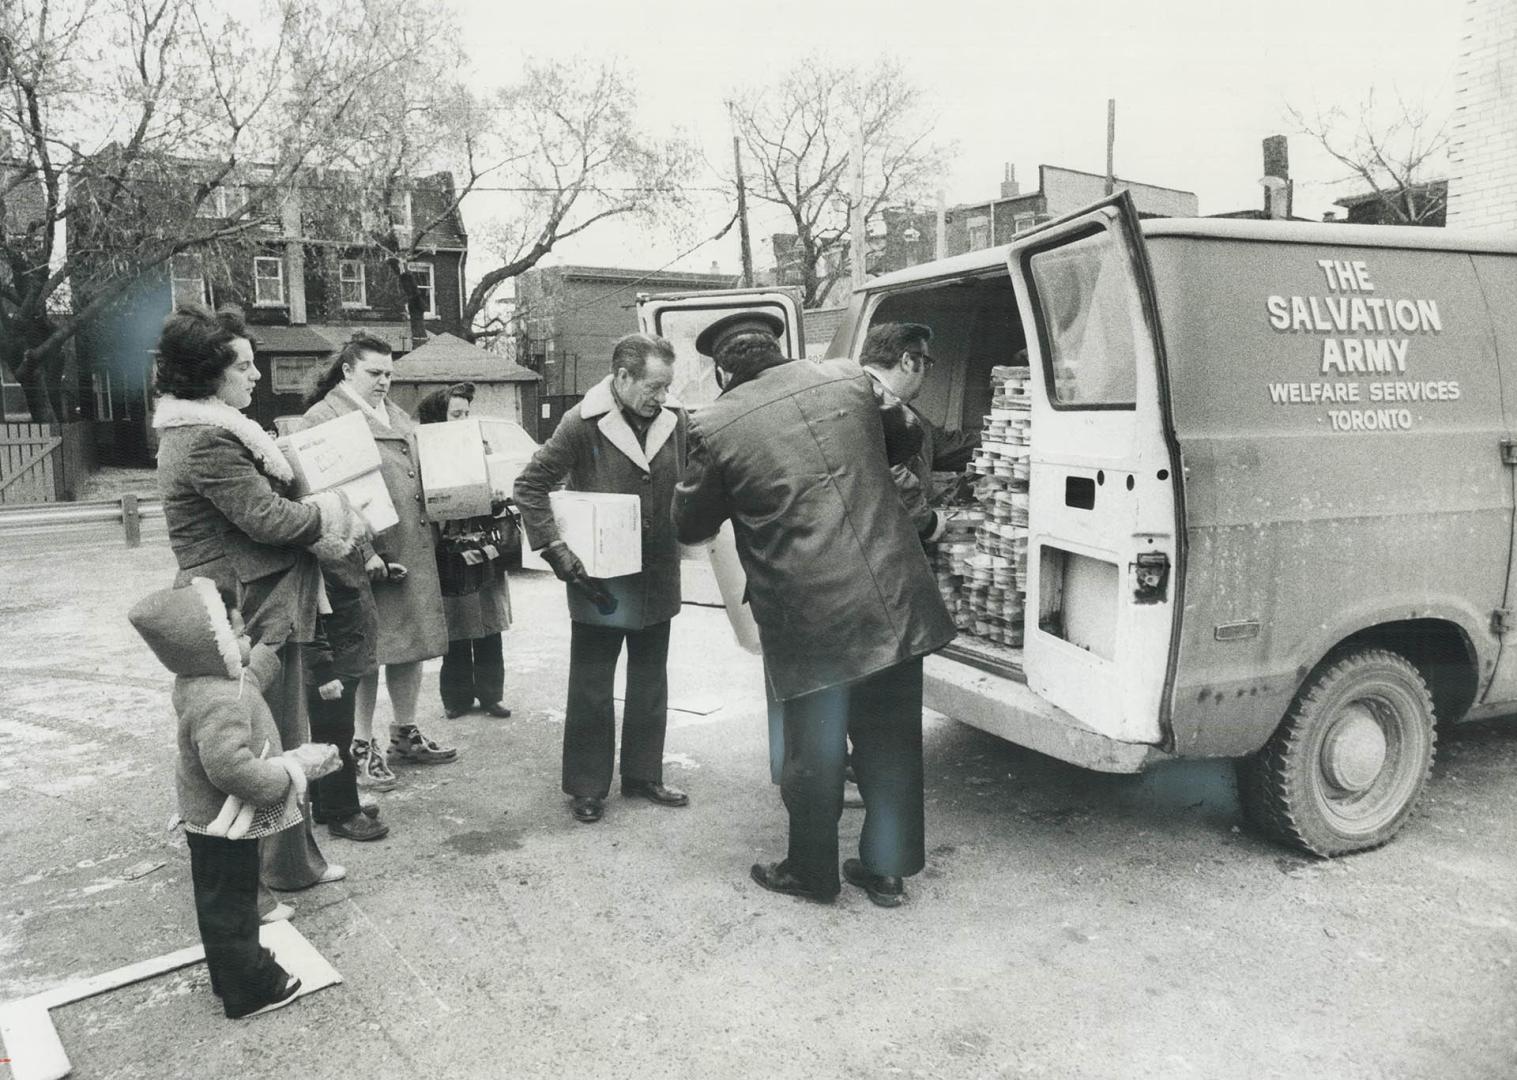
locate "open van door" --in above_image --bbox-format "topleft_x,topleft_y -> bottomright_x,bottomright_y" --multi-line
636,287 -> 805,408
1006,191 -> 1182,745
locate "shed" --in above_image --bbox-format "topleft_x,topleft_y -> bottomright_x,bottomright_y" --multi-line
387,333 -> 543,434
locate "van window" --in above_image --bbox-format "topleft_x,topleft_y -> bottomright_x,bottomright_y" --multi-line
1029,229 -> 1138,408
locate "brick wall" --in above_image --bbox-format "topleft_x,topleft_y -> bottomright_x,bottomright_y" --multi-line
1449,0 -> 1517,229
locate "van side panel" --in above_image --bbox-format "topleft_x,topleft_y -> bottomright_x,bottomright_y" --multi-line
1149,237 -> 1508,758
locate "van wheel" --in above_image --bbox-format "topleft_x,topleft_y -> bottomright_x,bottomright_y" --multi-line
1237,648 -> 1436,857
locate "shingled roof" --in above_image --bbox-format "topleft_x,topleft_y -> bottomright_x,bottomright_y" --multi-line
389,332 -> 540,383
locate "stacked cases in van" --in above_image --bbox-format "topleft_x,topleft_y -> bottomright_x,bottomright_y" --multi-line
930,366 -> 1031,647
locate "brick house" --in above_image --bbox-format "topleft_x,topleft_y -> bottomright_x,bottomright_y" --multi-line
769,164 -> 1198,306
512,264 -> 736,436
1450,0 -> 1517,229
69,169 -> 470,460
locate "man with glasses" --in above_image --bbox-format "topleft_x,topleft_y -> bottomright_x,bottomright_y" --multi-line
859,322 -> 981,543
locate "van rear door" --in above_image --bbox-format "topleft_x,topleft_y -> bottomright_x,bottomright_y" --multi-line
1005,192 -> 1182,745
636,288 -> 805,408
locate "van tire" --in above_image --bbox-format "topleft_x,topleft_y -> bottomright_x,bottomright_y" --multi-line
1237,648 -> 1436,857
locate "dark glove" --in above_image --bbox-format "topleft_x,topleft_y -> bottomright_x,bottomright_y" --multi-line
878,399 -> 924,468
574,577 -> 620,617
542,540 -> 585,584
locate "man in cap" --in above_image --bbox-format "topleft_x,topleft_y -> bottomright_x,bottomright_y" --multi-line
674,311 -> 955,907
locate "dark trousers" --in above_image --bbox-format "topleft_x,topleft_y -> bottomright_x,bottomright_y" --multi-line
780,658 -> 926,895
440,633 -> 505,712
186,831 -> 289,1018
307,676 -> 360,824
562,620 -> 671,798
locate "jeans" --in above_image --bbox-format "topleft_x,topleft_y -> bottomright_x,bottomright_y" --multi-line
779,658 -> 926,894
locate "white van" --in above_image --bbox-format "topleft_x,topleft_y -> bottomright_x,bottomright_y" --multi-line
640,191 -> 1517,856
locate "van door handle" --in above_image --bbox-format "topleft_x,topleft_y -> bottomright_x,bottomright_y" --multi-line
1131,551 -> 1170,603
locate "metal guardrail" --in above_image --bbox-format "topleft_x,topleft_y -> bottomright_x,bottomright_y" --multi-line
0,494 -> 163,546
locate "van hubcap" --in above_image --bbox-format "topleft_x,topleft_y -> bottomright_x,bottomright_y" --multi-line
1322,704 -> 1389,793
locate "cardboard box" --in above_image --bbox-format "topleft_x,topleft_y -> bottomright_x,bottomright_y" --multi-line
522,490 -> 641,579
323,469 -> 398,534
478,418 -> 540,501
278,412 -> 397,534
279,411 -> 378,495
415,420 -> 493,520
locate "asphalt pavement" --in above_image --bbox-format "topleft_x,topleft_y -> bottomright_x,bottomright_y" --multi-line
2,520 -> 1516,1079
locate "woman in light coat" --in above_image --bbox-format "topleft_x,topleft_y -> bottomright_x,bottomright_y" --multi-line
301,333 -> 455,788
154,304 -> 363,900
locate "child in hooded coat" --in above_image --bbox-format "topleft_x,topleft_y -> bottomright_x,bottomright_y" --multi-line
129,578 -> 339,1019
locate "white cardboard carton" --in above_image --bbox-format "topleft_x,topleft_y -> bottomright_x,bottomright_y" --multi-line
478,418 -> 539,500
522,490 -> 641,579
277,412 -> 398,534
415,419 -> 493,520
280,411 -> 377,493
333,470 -> 399,534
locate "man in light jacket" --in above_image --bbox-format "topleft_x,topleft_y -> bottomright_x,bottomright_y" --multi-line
515,333 -> 690,824
673,313 -> 956,908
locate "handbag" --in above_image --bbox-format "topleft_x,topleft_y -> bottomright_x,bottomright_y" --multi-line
436,520 -> 507,597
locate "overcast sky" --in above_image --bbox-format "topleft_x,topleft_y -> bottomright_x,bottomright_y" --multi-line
453,0 -> 1463,282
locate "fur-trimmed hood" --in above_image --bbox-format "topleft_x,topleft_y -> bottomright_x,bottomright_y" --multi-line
578,376 -> 682,472
129,578 -> 244,680
153,395 -> 292,485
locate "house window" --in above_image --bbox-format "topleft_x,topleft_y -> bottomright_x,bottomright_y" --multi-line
407,261 -> 435,318
171,254 -> 210,307
967,215 -> 990,251
195,187 -> 229,218
1012,213 -> 1037,235
390,190 -> 413,231
340,259 -> 367,307
254,256 -> 285,305
270,356 -> 322,395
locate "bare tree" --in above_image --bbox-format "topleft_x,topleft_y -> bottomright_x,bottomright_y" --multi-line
729,57 -> 948,308
463,59 -> 696,344
0,0 -> 429,423
1291,90 -> 1449,225
298,10 -> 510,345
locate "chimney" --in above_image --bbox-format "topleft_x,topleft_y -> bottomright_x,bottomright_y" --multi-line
1000,163 -> 1020,199
1262,135 -> 1292,220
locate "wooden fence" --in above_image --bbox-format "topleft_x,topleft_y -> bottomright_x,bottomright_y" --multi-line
0,422 -> 94,505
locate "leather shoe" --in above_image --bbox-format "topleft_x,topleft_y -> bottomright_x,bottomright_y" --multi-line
444,706 -> 468,719
328,813 -> 389,842
620,779 -> 689,806
571,796 -> 604,823
750,861 -> 836,904
843,858 -> 905,908
482,702 -> 512,718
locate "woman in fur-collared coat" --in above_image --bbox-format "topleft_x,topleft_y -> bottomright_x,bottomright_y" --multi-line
153,305 -> 364,896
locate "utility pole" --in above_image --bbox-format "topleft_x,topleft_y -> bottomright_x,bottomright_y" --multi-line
851,129 -> 867,289
935,188 -> 946,260
732,134 -> 754,288
1105,98 -> 1117,196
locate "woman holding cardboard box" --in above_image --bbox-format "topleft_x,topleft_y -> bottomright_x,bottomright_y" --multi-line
415,382 -> 515,720
153,304 -> 366,901
514,333 -> 690,824
303,333 -> 456,789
